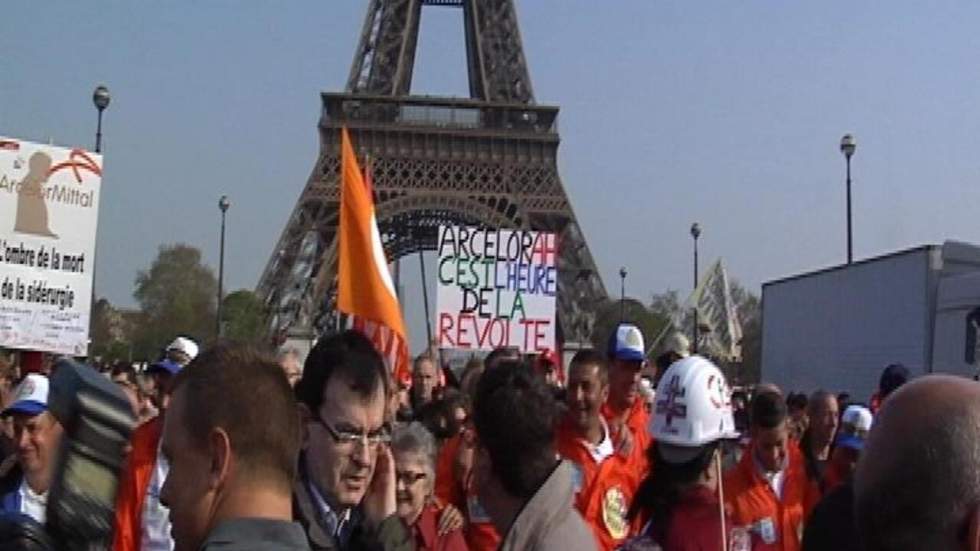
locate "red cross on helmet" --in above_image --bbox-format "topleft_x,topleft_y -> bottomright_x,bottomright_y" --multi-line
649,355 -> 739,448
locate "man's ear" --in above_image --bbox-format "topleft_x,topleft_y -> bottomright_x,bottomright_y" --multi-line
962,504 -> 980,551
207,428 -> 232,491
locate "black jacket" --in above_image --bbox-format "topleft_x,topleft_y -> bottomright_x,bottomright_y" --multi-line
802,480 -> 860,551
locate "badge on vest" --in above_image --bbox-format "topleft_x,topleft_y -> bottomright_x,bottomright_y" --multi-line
601,486 -> 628,540
753,517 -> 777,545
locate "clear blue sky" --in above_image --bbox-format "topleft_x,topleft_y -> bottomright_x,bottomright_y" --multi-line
5,2 -> 980,351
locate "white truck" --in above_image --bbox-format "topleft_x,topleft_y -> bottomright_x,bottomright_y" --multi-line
761,241 -> 980,401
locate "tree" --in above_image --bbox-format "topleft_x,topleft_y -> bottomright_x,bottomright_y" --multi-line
132,244 -> 217,360
89,297 -> 138,363
647,282 -> 762,385
221,289 -> 267,344
730,279 -> 762,384
648,289 -> 694,353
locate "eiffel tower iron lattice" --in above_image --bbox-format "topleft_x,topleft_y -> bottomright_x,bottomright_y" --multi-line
258,0 -> 608,346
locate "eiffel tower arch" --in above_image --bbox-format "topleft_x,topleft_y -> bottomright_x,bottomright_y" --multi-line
258,0 -> 608,347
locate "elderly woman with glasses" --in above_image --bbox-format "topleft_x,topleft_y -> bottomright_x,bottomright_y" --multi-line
391,423 -> 468,551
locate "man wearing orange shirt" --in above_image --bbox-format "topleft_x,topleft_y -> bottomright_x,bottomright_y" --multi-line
557,349 -> 640,550
601,324 -> 651,474
725,389 -> 812,551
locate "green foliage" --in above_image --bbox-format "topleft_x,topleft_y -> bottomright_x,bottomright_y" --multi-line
730,280 -> 762,384
88,297 -> 135,363
220,289 -> 267,344
132,244 -> 216,359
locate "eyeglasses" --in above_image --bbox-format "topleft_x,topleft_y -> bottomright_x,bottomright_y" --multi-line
314,413 -> 391,448
395,471 -> 428,486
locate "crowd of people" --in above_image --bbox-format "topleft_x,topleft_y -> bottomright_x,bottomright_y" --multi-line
0,323 -> 977,551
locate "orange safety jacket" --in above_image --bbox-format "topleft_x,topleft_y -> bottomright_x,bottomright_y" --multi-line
556,417 -> 642,551
434,431 -> 501,551
601,400 -> 652,475
724,442 -> 812,551
112,417 -> 163,551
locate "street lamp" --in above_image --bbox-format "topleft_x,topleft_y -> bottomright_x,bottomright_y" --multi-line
92,85 -> 110,153
840,134 -> 857,264
691,222 -> 702,353
619,267 -> 628,322
216,195 -> 230,338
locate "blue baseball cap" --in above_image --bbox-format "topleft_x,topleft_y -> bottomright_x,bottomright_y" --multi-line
2,374 -> 49,417
607,323 -> 646,362
147,359 -> 182,376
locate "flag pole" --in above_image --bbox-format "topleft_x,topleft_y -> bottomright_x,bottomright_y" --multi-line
418,248 -> 434,349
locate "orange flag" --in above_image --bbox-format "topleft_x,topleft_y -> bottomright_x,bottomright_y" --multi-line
337,127 -> 410,383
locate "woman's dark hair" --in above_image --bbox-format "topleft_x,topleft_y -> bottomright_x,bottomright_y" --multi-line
628,441 -> 719,544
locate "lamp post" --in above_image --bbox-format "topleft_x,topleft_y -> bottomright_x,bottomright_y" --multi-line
216,195 -> 230,338
619,267 -> 628,322
92,85 -> 110,153
691,222 -> 701,353
840,134 -> 857,264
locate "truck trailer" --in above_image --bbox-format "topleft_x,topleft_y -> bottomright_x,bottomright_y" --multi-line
761,241 -> 980,401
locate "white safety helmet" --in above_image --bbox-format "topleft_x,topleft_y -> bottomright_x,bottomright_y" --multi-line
649,355 -> 739,453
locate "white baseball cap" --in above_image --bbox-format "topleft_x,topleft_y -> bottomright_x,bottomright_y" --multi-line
608,324 -> 646,362
3,374 -> 49,416
836,405 -> 873,451
167,337 -> 199,360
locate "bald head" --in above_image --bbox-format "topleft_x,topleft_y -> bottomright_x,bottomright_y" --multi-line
855,375 -> 980,551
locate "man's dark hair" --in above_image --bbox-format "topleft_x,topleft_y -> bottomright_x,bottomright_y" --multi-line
110,362 -> 138,387
751,390 -> 787,430
295,330 -> 388,414
417,388 -> 470,440
171,344 -> 301,489
569,349 -> 608,384
484,347 -> 521,371
786,392 -> 808,412
879,363 -> 910,399
473,360 -> 559,500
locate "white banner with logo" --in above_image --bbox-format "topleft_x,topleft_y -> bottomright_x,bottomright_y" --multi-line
0,136 -> 102,355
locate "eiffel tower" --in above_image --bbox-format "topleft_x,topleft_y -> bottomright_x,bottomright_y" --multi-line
258,0 -> 608,347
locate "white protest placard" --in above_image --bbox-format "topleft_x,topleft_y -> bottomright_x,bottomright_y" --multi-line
435,225 -> 557,353
0,136 -> 102,355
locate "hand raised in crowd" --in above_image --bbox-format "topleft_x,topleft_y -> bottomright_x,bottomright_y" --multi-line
437,503 -> 465,535
363,442 -> 398,527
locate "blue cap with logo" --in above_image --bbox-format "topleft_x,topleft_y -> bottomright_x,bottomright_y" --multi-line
2,374 -> 49,416
607,323 -> 646,362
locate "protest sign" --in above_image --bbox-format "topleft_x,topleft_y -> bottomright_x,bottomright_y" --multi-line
435,225 -> 557,353
0,136 -> 102,355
